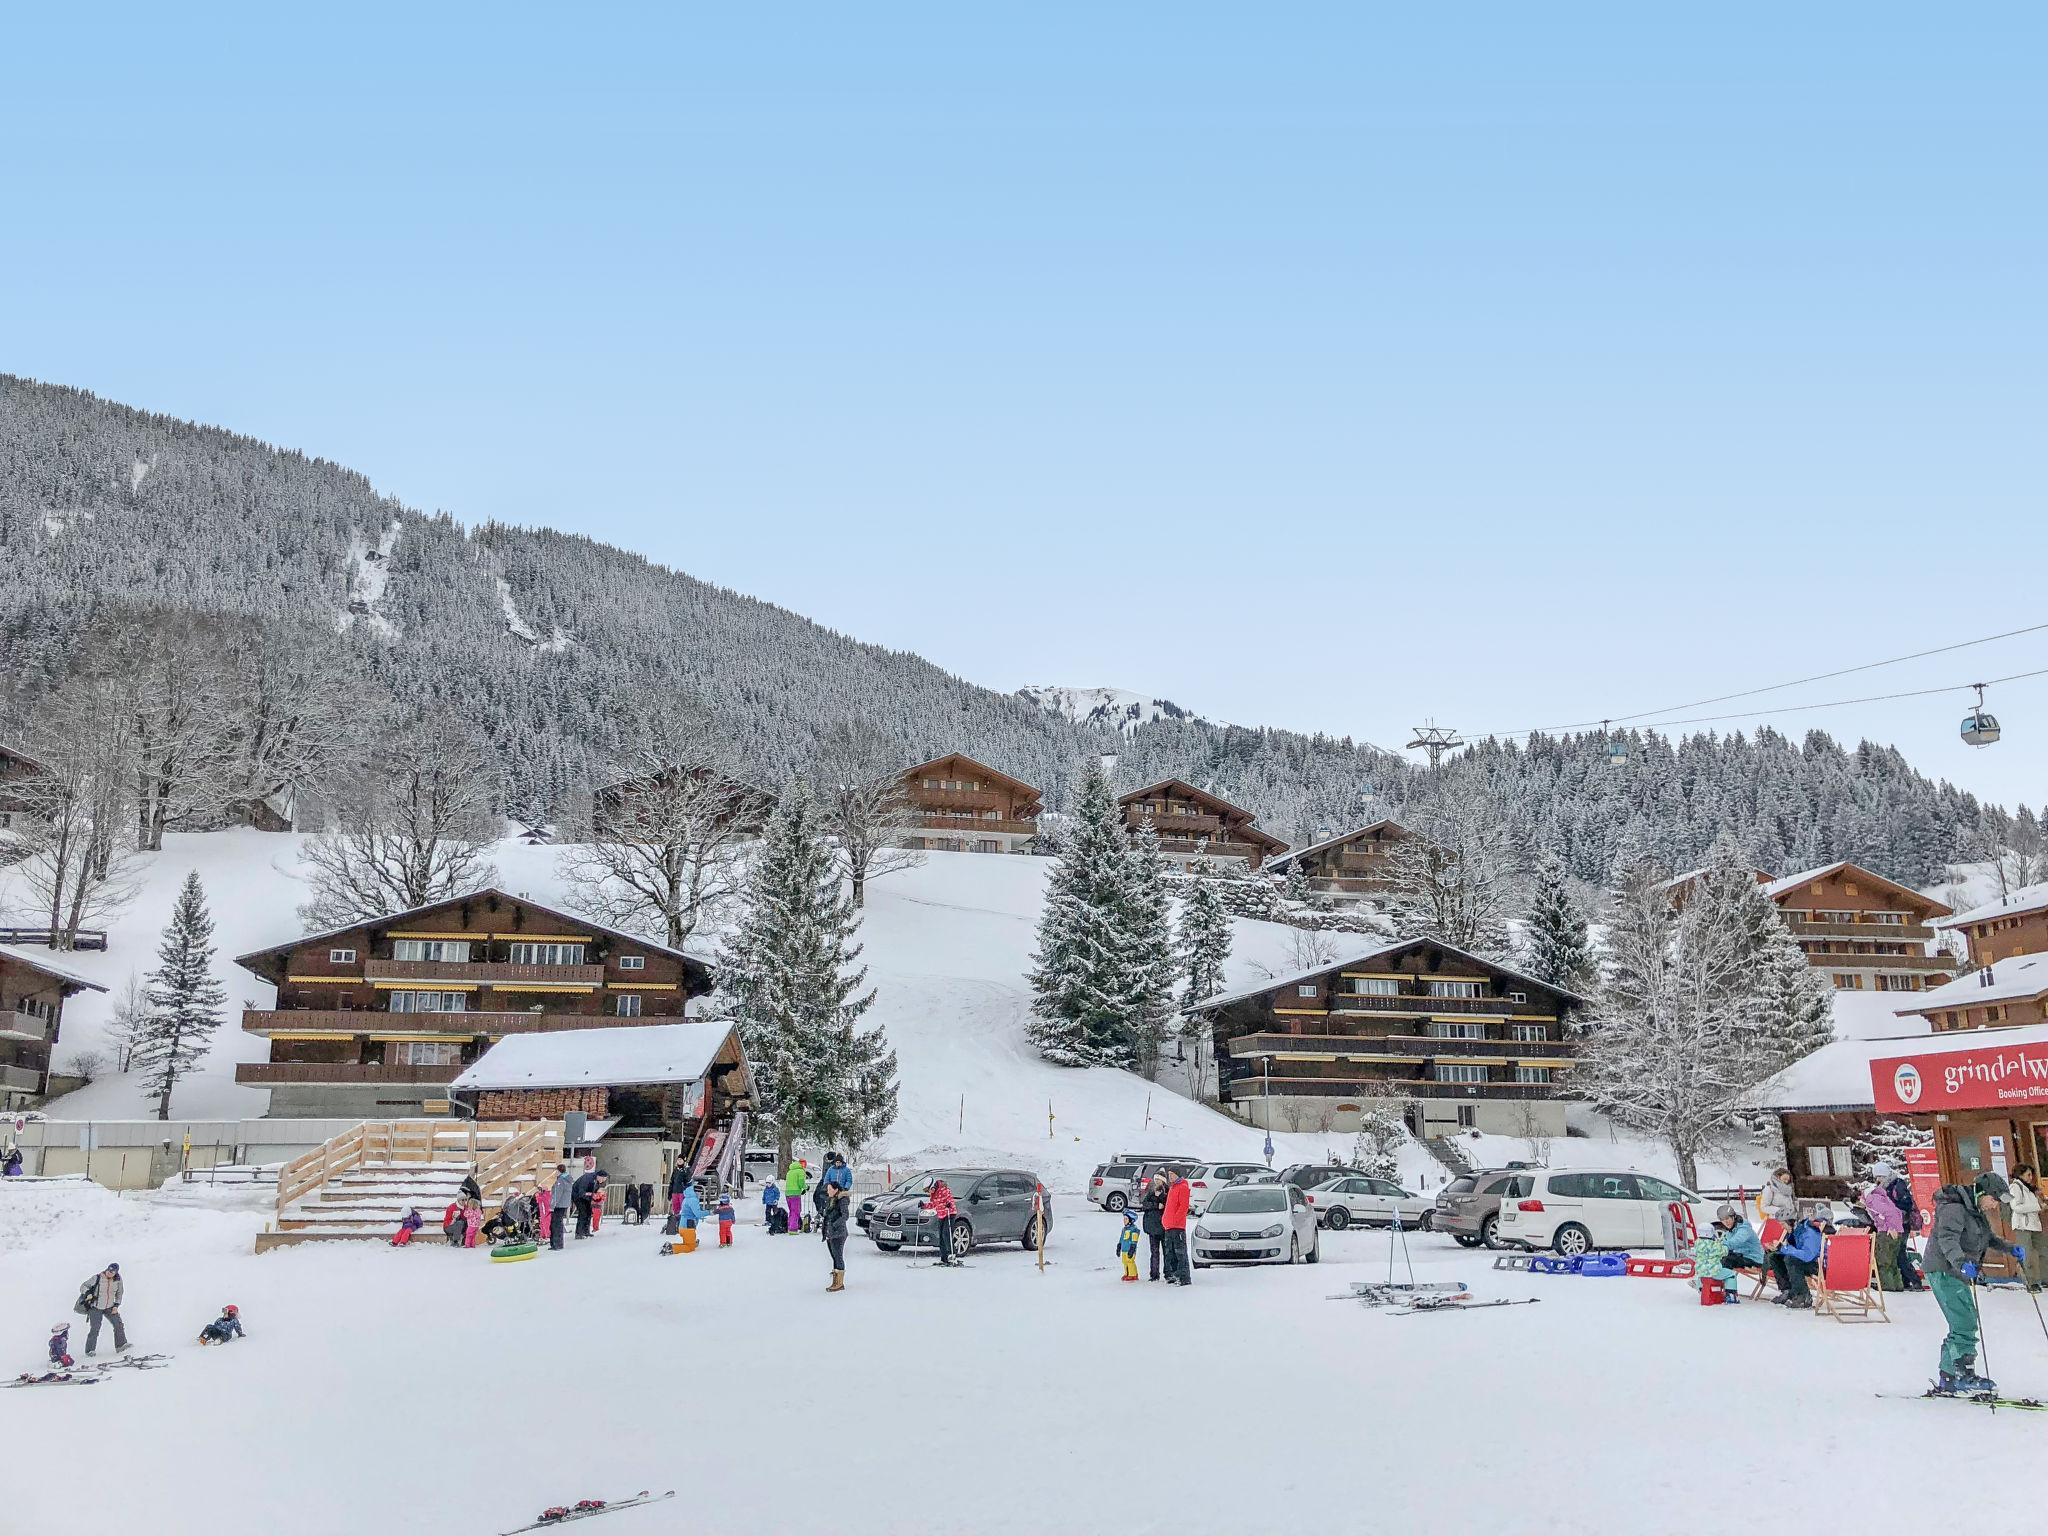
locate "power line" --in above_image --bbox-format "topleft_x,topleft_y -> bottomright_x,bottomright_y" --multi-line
1469,619 -> 2048,740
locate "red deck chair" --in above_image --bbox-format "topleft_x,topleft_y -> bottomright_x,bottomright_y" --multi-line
1812,1230 -> 1889,1324
1749,1219 -> 1787,1299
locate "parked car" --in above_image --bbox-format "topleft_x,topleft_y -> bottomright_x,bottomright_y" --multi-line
1191,1182 -> 1320,1266
1088,1162 -> 1143,1212
856,1170 -> 939,1231
1432,1169 -> 1535,1249
1275,1163 -> 1360,1192
1303,1174 -> 1433,1231
1494,1170 -> 1713,1257
868,1169 -> 1053,1258
1185,1162 -> 1275,1216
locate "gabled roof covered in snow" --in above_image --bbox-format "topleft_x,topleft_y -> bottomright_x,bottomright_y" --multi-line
451,1020 -> 749,1094
901,753 -> 1042,803
233,888 -> 716,990
1744,1025 -> 1936,1112
1183,935 -> 1591,1016
1934,881 -> 2048,931
1760,861 -> 1952,918
1264,821 -> 1410,875
1897,952 -> 2048,1015
1119,779 -> 1289,852
0,943 -> 107,995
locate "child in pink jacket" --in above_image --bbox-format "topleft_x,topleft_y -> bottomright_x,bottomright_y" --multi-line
462,1198 -> 483,1249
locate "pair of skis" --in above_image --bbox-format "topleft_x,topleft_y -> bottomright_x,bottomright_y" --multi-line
1877,1389 -> 2047,1412
9,1352 -> 174,1388
1391,1297 -> 1542,1316
502,1490 -> 674,1532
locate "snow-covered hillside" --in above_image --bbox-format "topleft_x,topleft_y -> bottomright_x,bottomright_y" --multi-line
1018,684 -> 1206,735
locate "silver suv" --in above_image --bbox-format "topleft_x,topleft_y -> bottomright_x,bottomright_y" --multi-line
1432,1168 -> 1536,1249
1090,1155 -> 1201,1213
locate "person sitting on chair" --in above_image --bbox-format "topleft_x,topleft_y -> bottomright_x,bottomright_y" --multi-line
1768,1210 -> 1828,1309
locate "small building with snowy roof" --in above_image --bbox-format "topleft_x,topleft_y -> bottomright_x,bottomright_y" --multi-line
1263,820 -> 1413,904
1934,882 -> 2048,971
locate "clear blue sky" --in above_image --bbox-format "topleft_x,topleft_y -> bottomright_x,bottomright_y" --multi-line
6,7 -> 2042,807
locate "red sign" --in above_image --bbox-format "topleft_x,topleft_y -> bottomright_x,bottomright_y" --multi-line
1904,1148 -> 1941,1227
1870,1037 -> 2048,1115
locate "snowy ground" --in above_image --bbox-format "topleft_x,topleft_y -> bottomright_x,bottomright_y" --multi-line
3,1178 -> 2041,1536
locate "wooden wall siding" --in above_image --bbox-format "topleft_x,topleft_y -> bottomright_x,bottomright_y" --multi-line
1771,869 -> 1944,923
1919,995 -> 2048,1031
902,756 -> 1042,829
1778,1110 -> 1883,1201
1956,909 -> 2048,969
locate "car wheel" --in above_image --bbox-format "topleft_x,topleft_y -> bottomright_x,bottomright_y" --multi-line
1307,1232 -> 1320,1264
1480,1214 -> 1501,1250
1287,1233 -> 1301,1265
875,1241 -> 901,1253
1019,1216 -> 1047,1252
1104,1192 -> 1128,1213
950,1221 -> 974,1259
1454,1233 -> 1481,1249
1554,1223 -> 1592,1258
1324,1206 -> 1351,1231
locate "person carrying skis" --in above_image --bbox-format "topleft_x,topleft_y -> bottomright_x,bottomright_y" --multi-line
716,1193 -> 736,1247
197,1304 -> 244,1345
1140,1173 -> 1168,1282
78,1262 -> 127,1356
783,1159 -> 809,1233
1116,1211 -> 1141,1282
1924,1171 -> 2024,1395
928,1177 -> 959,1266
1162,1170 -> 1193,1286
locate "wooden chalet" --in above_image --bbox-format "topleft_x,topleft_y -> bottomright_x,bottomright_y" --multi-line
1760,862 -> 1957,993
1185,937 -> 1586,1138
900,754 -> 1041,854
1119,779 -> 1287,872
1935,883 -> 2048,971
1264,821 -> 1411,901
0,944 -> 105,1111
0,744 -> 44,845
1895,952 -> 2048,1033
234,889 -> 715,1120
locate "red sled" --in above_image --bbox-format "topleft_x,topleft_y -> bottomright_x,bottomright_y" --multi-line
1625,1256 -> 1695,1279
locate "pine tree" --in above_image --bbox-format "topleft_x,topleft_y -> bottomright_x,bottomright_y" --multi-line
136,871 -> 226,1121
1349,1088 -> 1406,1181
1283,861 -> 1313,908
1177,875 -> 1232,1006
1522,849 -> 1595,993
1027,760 -> 1146,1067
1850,1118 -> 1934,1176
716,782 -> 896,1164
1124,819 -> 1178,1080
1750,916 -> 1836,1071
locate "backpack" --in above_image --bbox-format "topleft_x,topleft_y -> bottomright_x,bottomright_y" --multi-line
74,1278 -> 96,1316
1889,1178 -> 1922,1235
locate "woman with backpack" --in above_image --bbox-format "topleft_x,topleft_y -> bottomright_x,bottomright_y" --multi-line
77,1262 -> 128,1356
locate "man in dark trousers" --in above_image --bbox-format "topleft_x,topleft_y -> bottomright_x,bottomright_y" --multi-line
1162,1171 -> 1193,1286
1140,1174 -> 1168,1282
548,1164 -> 572,1251
572,1165 -> 601,1240
928,1177 -> 959,1266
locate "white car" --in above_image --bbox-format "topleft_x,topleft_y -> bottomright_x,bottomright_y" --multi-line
1494,1170 -> 1714,1257
1303,1174 -> 1433,1231
1191,1182 -> 1320,1266
1186,1162 -> 1277,1216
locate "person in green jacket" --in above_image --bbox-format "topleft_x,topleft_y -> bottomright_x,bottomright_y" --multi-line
783,1160 -> 809,1233
1922,1171 -> 2023,1396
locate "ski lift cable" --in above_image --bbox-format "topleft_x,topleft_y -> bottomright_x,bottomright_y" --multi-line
1467,619 -> 2048,740
1550,663 -> 2048,738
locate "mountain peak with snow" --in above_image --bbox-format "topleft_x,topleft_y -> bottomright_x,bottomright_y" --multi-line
1017,685 -> 1204,735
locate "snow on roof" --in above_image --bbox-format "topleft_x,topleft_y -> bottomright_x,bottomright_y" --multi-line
1265,822 -> 1407,874
1184,936 -> 1591,1014
1745,1024 -> 1936,1111
0,944 -> 106,993
451,1021 -> 740,1092
1760,861 -> 1951,916
1935,881 -> 2048,930
1899,951 -> 2048,1012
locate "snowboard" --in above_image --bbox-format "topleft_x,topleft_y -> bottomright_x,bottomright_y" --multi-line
501,1490 -> 675,1532
1877,1390 -> 2048,1412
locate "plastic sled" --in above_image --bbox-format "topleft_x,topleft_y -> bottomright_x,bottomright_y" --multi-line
1625,1256 -> 1695,1279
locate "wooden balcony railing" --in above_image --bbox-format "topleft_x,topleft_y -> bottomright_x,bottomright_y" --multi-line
1156,839 -> 1263,861
1228,1076 -> 1563,1101
1229,1032 -> 1574,1060
1784,918 -> 1937,941
243,1009 -> 635,1037
1803,952 -> 1957,972
237,1061 -> 464,1085
362,958 -> 606,986
1324,994 -> 1530,1017
909,787 -> 1011,813
916,815 -> 1036,835
3,1009 -> 55,1044
1130,810 -> 1224,836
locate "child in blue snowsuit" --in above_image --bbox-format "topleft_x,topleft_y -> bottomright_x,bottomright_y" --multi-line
678,1184 -> 707,1230
762,1180 -> 783,1233
48,1322 -> 73,1367
198,1306 -> 245,1345
1117,1212 -> 1141,1282
716,1194 -> 736,1247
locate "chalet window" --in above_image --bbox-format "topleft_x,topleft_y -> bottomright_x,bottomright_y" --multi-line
389,990 -> 467,1014
1296,984 -> 1318,998
1832,974 -> 1861,989
394,1040 -> 460,1066
1869,912 -> 1905,926
1829,1146 -> 1855,1178
1987,1006 -> 2004,1023
329,947 -> 357,964
1433,1064 -> 1488,1084
1507,991 -> 1526,1004
1429,980 -> 1484,999
1350,978 -> 1398,996
1430,1022 -> 1483,1040
975,840 -> 1001,853
614,994 -> 643,1018
508,941 -> 586,966
1509,1024 -> 1548,1042
1805,1146 -> 1830,1178
618,955 -> 646,971
1514,1067 -> 1552,1084
393,939 -> 472,964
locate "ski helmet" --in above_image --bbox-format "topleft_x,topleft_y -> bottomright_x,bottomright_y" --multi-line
222,1304 -> 238,1317
50,1321 -> 69,1335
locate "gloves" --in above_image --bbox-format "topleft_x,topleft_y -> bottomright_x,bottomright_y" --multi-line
1961,1262 -> 1979,1280
2015,1245 -> 2029,1265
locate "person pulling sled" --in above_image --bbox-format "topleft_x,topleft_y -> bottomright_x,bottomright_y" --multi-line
1924,1171 -> 2024,1396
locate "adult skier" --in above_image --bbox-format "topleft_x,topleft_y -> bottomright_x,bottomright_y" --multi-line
548,1164 -> 573,1251
1162,1170 -> 1193,1286
1923,1171 -> 2024,1395
927,1177 -> 958,1266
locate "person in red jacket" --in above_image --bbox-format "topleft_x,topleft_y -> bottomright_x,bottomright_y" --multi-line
1162,1172 -> 1193,1286
928,1178 -> 960,1267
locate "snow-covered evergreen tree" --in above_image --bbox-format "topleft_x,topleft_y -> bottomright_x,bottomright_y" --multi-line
135,871 -> 226,1121
1349,1089 -> 1406,1181
1283,861 -> 1313,907
1124,819 -> 1178,1079
1750,915 -> 1837,1071
716,782 -> 896,1163
1522,849 -> 1595,993
1027,760 -> 1148,1067
1176,874 -> 1232,1006
1850,1118 -> 1934,1175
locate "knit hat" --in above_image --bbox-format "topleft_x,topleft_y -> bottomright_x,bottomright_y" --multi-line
1974,1172 -> 2010,1200
1869,1161 -> 1894,1181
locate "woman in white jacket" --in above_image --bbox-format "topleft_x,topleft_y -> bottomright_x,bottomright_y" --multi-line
2009,1165 -> 2045,1291
1760,1169 -> 1799,1229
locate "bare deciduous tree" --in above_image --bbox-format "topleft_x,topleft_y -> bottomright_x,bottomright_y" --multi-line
298,717 -> 501,927
215,619 -> 361,828
1382,774 -> 1527,957
807,720 -> 922,908
556,719 -> 759,949
7,680 -> 143,948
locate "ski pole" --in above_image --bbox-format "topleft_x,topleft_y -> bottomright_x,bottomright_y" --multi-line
2028,1271 -> 2048,1348
1969,1279 -> 1995,1414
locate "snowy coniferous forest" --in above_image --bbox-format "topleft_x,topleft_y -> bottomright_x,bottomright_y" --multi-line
0,374 -> 2025,885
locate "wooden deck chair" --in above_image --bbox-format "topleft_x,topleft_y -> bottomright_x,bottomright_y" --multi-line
1812,1230 -> 1889,1323
1749,1219 -> 1787,1299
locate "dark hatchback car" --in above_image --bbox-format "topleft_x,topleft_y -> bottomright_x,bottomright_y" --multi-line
1433,1169 -> 1537,1248
868,1169 -> 1053,1258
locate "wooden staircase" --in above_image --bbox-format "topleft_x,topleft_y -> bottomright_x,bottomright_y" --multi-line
255,1120 -> 564,1253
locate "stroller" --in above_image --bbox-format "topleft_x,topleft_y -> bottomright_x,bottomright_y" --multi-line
483,1192 -> 541,1246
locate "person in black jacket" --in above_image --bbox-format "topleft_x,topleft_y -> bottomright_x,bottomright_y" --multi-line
1140,1174 -> 1168,1282
458,1172 -> 482,1205
572,1168 -> 600,1239
822,1184 -> 851,1293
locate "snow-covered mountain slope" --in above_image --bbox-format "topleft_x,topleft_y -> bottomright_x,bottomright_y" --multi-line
11,834 -> 1386,1187
1017,684 -> 1206,735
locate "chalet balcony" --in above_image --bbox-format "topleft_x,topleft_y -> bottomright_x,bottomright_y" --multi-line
0,1063 -> 43,1092
1131,810 -> 1223,836
912,787 -> 1011,814
1800,952 -> 1957,972
243,1009 -> 632,1038
236,1062 -> 464,1086
1228,1033 -> 1574,1061
1323,994 -> 1530,1018
361,958 -> 606,987
916,815 -> 1036,835
2,1008 -> 55,1045
1784,918 -> 1937,942
1156,839 -> 1262,861
1228,1077 -> 1563,1102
